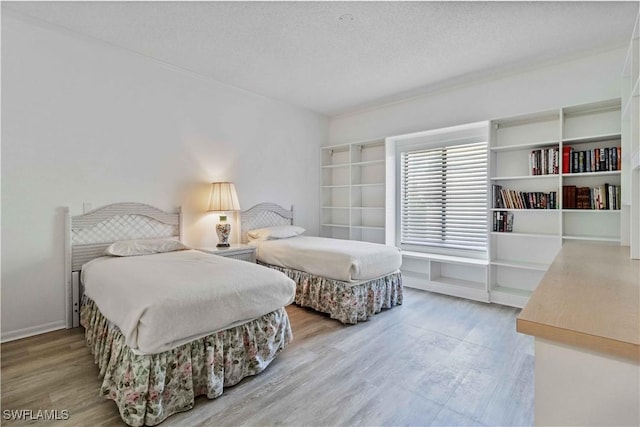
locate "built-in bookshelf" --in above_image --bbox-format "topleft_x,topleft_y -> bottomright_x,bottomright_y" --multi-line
562,100 -> 622,243
320,139 -> 386,243
489,98 -> 623,307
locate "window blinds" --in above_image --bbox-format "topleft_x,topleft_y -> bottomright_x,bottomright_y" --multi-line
400,141 -> 487,252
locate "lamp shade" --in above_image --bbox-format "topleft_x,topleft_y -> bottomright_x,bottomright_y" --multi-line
208,182 -> 241,212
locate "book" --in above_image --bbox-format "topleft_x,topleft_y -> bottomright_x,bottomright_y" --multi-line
492,184 -> 504,208
563,185 -> 577,209
595,185 -> 605,210
493,211 -> 514,232
562,146 -> 572,174
578,151 -> 585,173
617,147 -> 622,170
493,211 -> 508,232
577,187 -> 590,209
529,147 -> 559,175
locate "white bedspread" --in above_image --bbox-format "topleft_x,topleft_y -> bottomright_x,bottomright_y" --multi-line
81,250 -> 295,355
251,236 -> 402,282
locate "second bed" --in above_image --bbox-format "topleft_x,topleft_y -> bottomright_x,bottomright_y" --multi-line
240,203 -> 403,324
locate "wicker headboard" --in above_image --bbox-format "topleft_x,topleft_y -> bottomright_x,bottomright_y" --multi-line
240,203 -> 294,244
64,202 -> 181,328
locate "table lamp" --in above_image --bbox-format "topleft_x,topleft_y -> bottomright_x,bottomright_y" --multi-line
208,182 -> 241,247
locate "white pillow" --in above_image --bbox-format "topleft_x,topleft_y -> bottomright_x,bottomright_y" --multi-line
247,225 -> 305,241
105,238 -> 190,257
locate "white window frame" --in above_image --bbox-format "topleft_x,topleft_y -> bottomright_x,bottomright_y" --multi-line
386,121 -> 489,259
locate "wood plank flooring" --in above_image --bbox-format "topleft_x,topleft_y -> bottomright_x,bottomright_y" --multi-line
1,288 -> 534,426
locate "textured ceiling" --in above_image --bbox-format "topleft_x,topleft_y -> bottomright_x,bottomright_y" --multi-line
3,1 -> 639,116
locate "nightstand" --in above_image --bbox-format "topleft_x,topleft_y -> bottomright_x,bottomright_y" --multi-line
198,244 -> 256,263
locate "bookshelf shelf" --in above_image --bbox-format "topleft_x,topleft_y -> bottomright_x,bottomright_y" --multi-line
562,171 -> 621,178
562,209 -> 621,214
491,285 -> 535,296
490,232 -> 559,238
352,160 -> 385,167
430,276 -> 484,290
321,163 -> 350,169
562,235 -> 621,242
320,223 -> 350,228
490,140 -> 560,152
403,251 -> 489,265
351,225 -> 384,230
489,98 -> 622,307
562,133 -> 622,145
490,208 -> 558,212
491,259 -> 550,271
352,183 -> 384,188
490,174 -> 558,181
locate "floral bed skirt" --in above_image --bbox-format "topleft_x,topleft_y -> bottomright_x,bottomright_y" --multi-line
80,295 -> 292,426
258,263 -> 403,324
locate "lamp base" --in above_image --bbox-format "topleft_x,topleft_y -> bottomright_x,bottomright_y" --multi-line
216,222 -> 232,248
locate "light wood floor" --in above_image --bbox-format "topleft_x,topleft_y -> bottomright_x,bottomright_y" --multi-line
1,288 -> 534,426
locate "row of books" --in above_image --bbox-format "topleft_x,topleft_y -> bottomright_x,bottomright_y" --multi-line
529,148 -> 559,175
562,184 -> 621,210
563,146 -> 621,174
492,211 -> 514,232
492,185 -> 557,209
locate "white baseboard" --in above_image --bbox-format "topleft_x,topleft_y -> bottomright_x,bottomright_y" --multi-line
1,321 -> 67,343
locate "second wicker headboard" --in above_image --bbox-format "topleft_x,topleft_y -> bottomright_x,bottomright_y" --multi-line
240,203 -> 294,244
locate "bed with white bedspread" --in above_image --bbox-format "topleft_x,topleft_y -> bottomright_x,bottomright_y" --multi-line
67,202 -> 295,426
241,203 -> 403,324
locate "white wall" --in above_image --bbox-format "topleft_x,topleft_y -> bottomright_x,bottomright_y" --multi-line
329,47 -> 627,144
1,12 -> 328,340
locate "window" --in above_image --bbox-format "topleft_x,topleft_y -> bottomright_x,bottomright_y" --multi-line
399,137 -> 488,254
